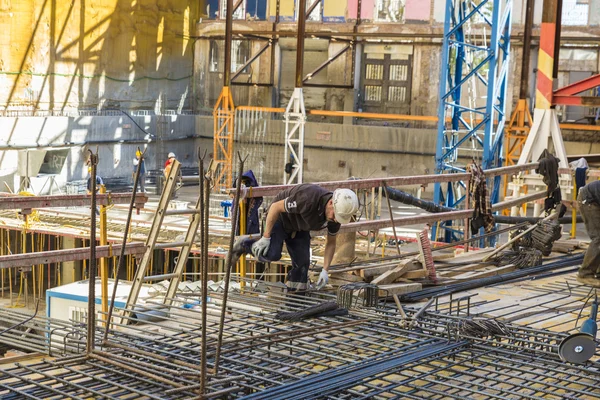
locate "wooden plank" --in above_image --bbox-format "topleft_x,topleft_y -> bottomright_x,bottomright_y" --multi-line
328,272 -> 365,286
403,270 -> 428,280
436,248 -> 495,265
371,259 -> 414,286
450,264 -> 515,281
438,263 -> 490,278
378,283 -> 422,296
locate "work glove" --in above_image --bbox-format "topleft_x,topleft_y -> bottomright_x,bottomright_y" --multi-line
316,269 -> 329,289
251,237 -> 271,258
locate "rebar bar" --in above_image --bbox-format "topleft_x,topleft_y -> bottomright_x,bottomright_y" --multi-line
214,152 -> 246,374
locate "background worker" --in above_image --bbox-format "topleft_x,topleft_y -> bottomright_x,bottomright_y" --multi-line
86,166 -> 104,216
164,152 -> 176,178
231,183 -> 359,292
132,150 -> 146,193
577,180 -> 600,287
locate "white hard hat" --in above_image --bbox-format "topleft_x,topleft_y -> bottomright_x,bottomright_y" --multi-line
332,189 -> 359,224
168,152 -> 176,158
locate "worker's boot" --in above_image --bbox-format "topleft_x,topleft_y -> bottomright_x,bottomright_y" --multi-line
576,274 -> 600,287
228,234 -> 260,265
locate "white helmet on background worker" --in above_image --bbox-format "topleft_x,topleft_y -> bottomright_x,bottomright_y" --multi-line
168,152 -> 176,159
332,189 -> 359,224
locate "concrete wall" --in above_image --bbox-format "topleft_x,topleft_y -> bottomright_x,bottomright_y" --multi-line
0,0 -> 198,112
0,115 -> 200,193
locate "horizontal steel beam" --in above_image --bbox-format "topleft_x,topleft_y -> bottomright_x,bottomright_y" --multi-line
233,163 -> 539,198
0,193 -> 148,210
0,243 -> 145,268
335,191 -> 546,233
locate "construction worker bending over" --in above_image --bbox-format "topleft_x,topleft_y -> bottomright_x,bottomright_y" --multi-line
231,184 -> 359,292
577,180 -> 600,287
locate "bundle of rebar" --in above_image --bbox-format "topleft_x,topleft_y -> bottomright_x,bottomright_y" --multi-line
495,248 -> 543,269
275,301 -> 343,321
401,253 -> 583,302
512,219 -> 562,256
457,318 -> 511,338
337,282 -> 379,308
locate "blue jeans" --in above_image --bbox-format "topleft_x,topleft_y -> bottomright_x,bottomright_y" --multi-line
242,219 -> 311,291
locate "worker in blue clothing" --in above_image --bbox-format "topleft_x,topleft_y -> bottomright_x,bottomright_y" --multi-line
87,166 -> 104,216
230,184 -> 359,292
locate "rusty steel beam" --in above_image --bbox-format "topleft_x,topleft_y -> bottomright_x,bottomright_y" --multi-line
519,0 -> 535,99
235,162 -> 539,198
335,191 -> 547,234
0,243 -> 145,268
305,0 -> 320,19
231,40 -> 272,82
0,193 -> 148,210
303,44 -> 352,82
224,0 -> 234,85
295,0 -> 307,88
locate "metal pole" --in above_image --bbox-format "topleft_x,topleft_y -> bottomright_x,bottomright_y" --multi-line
102,149 -> 145,343
382,184 -> 401,255
87,150 -> 98,353
224,0 -> 234,86
519,0 -> 534,100
99,185 -> 108,328
198,153 -> 207,395
295,0 -> 307,88
214,152 -> 246,374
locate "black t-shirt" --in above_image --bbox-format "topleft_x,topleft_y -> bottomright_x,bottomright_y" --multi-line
583,180 -> 600,204
273,183 -> 341,236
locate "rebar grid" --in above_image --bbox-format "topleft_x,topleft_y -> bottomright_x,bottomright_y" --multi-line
1,285 -> 600,399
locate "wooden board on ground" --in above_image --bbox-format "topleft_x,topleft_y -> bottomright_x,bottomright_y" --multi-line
436,248 -> 495,265
438,263 -> 491,278
378,282 -> 422,296
448,264 -> 515,281
403,269 -> 428,280
362,259 -> 422,279
328,272 -> 365,286
371,259 -> 416,285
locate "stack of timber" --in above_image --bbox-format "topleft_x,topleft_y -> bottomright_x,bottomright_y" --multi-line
327,248 -> 536,298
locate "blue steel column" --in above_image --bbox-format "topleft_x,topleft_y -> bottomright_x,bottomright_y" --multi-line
433,0 -> 512,242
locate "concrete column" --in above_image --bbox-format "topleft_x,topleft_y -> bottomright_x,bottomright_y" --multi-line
331,232 -> 357,265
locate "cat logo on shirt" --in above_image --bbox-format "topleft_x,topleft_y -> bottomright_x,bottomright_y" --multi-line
287,200 -> 297,210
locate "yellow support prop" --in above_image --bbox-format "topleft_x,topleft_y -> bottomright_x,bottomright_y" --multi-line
239,200 -> 247,290
100,185 -> 109,327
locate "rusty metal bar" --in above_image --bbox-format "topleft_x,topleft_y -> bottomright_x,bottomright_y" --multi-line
231,40 -> 273,82
305,0 -> 320,19
87,151 -> 98,353
235,163 -> 539,198
295,0 -> 307,88
0,193 -> 147,210
303,44 -> 352,83
519,0 -> 534,99
0,242 -> 144,270
214,153 -> 246,374
335,190 -> 546,234
223,0 -> 234,85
